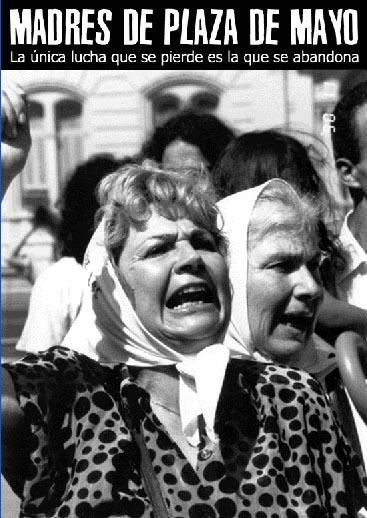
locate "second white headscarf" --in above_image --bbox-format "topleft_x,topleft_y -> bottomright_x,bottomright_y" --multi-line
217,179 -> 336,379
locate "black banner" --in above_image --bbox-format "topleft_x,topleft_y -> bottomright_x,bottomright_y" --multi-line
2,5 -> 366,70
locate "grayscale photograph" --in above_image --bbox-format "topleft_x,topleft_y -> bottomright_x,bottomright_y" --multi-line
2,68 -> 367,517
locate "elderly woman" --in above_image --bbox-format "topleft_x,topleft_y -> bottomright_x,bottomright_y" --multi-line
2,167 -> 367,517
219,178 -> 336,377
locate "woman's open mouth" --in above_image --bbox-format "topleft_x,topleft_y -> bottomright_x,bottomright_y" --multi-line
278,313 -> 314,334
166,283 -> 218,311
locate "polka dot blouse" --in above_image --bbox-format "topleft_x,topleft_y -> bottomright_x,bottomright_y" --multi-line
4,347 -> 367,518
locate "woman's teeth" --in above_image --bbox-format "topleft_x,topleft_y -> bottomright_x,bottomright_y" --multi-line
167,286 -> 213,310
172,299 -> 206,310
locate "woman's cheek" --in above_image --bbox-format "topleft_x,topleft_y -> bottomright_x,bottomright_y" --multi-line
248,304 -> 274,352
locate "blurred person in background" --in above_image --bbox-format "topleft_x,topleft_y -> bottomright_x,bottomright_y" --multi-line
141,110 -> 235,172
15,155 -> 123,353
331,81 -> 367,471
332,81 -> 367,311
7,204 -> 60,283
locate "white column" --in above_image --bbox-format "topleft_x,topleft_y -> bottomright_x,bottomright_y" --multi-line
41,93 -> 60,206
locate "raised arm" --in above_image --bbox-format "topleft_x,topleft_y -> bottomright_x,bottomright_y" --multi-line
1,367 -> 31,497
1,79 -> 31,198
316,290 -> 367,343
335,331 -> 367,425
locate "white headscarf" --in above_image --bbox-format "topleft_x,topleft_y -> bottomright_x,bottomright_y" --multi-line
217,179 -> 336,379
63,220 -> 230,447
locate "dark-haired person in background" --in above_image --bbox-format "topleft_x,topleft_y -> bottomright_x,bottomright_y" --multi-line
16,155 -> 123,353
142,110 -> 235,172
331,81 -> 367,471
213,129 -> 324,199
332,81 -> 367,312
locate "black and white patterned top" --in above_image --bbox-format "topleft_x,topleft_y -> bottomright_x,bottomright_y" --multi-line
4,346 -> 367,518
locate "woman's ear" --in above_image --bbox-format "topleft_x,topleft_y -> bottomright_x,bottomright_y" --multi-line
336,158 -> 361,189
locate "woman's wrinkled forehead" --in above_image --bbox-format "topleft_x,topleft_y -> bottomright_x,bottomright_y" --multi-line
128,204 -> 225,254
248,197 -> 318,250
153,204 -> 227,256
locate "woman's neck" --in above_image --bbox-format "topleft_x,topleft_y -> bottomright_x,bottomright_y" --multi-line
135,365 -> 180,412
135,365 -> 199,468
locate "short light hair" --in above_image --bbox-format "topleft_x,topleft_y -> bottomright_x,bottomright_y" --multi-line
248,180 -> 322,246
97,164 -> 227,261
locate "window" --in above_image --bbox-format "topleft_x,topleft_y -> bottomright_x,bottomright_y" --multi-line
21,101 -> 47,199
55,99 -> 84,190
21,91 -> 84,209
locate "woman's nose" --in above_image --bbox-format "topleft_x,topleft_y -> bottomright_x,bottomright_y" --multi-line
293,265 -> 323,302
173,243 -> 204,274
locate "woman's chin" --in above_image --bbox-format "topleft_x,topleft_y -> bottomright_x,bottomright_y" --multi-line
167,303 -> 222,326
162,310 -> 225,352
258,334 -> 312,366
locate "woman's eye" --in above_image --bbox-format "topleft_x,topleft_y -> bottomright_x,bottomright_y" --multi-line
271,260 -> 295,273
145,243 -> 171,257
193,236 -> 217,251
